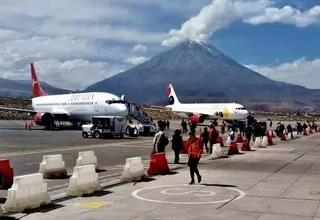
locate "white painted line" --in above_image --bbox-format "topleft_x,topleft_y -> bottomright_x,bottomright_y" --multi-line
25,162 -> 40,166
132,184 -> 246,205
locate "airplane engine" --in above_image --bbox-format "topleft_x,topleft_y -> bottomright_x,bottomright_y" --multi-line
33,112 -> 54,126
189,114 -> 205,124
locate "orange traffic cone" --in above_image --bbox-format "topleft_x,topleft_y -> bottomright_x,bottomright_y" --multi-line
241,140 -> 250,151
236,133 -> 243,143
281,130 -> 286,141
216,136 -> 224,147
267,136 -> 273,145
228,141 -> 239,155
24,122 -> 28,130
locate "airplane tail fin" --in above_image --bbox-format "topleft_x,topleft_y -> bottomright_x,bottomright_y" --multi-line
167,84 -> 181,105
31,63 -> 48,98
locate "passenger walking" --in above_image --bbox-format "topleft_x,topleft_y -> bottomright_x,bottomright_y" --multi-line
187,132 -> 203,184
244,125 -> 252,143
208,125 -> 218,154
201,127 -> 209,153
171,129 -> 183,164
152,121 -> 169,153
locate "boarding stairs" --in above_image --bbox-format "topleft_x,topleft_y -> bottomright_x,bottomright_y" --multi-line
127,103 -> 155,125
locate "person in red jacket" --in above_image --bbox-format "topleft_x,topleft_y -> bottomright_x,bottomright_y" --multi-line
187,131 -> 203,184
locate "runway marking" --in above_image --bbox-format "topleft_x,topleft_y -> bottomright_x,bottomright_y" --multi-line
25,162 -> 40,166
79,201 -> 112,209
0,139 -> 153,157
132,184 -> 246,205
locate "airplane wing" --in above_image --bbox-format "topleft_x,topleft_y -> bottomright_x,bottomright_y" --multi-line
0,106 -> 36,114
0,106 -> 69,117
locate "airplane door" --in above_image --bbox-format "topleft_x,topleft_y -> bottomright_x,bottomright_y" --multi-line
94,102 -> 99,112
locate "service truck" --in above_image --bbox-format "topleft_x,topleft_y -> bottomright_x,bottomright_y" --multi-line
82,116 -> 126,139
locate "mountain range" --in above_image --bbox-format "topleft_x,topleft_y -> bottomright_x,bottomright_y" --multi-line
1,40 -> 320,112
0,78 -> 71,98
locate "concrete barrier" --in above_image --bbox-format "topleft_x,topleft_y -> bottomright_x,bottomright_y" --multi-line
66,164 -> 101,196
253,137 -> 261,148
261,136 -> 268,147
3,173 -> 50,212
76,151 -> 98,169
209,144 -> 223,159
38,154 -> 67,178
120,157 -> 145,182
293,131 -> 298,138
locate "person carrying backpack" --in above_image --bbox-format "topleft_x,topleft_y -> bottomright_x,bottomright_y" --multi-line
152,121 -> 169,153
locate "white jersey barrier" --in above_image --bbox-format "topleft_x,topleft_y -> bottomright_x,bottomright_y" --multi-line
38,154 -> 67,178
4,173 -> 50,213
66,164 -> 101,196
120,157 -> 145,182
209,144 -> 223,159
261,136 -> 268,147
76,151 -> 98,169
253,137 -> 261,148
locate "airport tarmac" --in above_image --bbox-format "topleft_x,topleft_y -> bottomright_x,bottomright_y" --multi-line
5,126 -> 320,220
0,120 -> 308,195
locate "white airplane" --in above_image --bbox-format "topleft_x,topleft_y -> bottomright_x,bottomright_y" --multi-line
165,84 -> 249,124
0,63 -> 128,128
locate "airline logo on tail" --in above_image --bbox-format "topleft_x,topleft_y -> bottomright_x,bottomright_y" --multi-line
31,63 -> 48,98
167,84 -> 180,105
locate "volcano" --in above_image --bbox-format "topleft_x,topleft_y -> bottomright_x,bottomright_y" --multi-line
85,40 -> 320,111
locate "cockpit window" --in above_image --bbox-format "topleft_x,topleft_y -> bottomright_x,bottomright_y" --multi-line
106,100 -> 127,104
236,107 -> 246,110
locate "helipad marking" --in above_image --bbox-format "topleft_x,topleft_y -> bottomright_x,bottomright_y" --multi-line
132,184 -> 245,205
161,189 -> 216,197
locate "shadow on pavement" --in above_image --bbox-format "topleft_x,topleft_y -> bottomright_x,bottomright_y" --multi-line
201,183 -> 237,188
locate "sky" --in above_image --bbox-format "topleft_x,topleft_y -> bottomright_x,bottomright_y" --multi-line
0,0 -> 319,90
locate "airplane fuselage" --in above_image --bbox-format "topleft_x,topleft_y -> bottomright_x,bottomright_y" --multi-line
166,103 -> 249,120
32,92 -> 128,123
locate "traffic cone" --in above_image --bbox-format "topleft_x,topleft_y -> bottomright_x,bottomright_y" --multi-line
236,133 -> 243,143
267,135 -> 273,145
25,122 -> 28,130
28,123 -> 32,130
303,129 -> 308,136
228,141 -> 239,155
309,127 -> 313,134
241,140 -> 251,151
216,136 -> 224,147
281,130 -> 286,141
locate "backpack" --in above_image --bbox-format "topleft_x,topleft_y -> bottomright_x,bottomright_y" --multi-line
158,133 -> 169,148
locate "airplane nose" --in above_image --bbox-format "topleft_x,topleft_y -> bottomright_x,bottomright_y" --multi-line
119,104 -> 128,115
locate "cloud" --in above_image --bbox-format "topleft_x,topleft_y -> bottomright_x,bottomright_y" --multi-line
123,56 -> 149,65
162,0 -> 320,46
245,58 -> 320,89
245,5 -> 320,27
1,59 -> 123,91
132,44 -> 148,53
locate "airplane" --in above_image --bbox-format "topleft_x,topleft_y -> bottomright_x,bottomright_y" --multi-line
0,63 -> 128,129
165,84 -> 249,124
